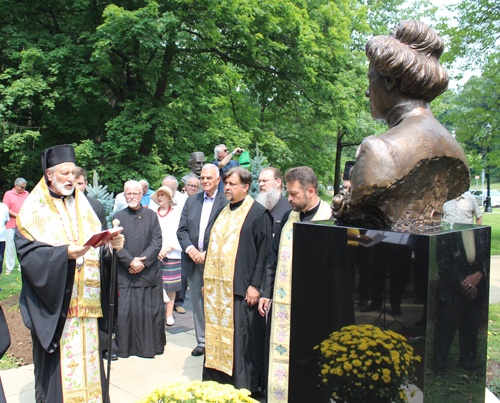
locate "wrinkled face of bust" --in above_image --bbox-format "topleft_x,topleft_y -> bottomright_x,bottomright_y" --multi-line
188,153 -> 206,175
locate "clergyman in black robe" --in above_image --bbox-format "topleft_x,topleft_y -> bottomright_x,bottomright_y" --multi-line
113,180 -> 165,358
0,306 -> 10,403
202,167 -> 272,395
16,145 -> 124,403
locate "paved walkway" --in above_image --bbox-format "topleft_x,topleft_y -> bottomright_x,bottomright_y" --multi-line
3,259 -> 500,403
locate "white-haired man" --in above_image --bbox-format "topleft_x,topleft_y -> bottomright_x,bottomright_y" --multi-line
185,177 -> 201,197
149,175 -> 188,211
177,164 -> 228,356
15,145 -> 124,403
3,177 -> 29,274
139,179 -> 154,207
113,180 -> 165,358
255,167 -> 292,237
212,144 -> 245,193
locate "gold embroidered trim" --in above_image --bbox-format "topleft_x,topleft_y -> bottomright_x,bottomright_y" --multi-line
204,196 -> 254,376
84,279 -> 100,288
267,200 -> 332,403
60,317 -> 102,403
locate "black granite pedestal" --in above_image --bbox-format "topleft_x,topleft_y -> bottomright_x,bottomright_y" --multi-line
288,221 -> 490,403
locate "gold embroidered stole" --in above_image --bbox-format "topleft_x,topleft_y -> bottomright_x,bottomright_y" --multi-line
17,178 -> 104,402
268,200 -> 332,402
204,196 -> 254,376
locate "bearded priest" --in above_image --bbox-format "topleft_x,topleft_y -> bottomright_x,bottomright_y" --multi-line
15,145 -> 124,403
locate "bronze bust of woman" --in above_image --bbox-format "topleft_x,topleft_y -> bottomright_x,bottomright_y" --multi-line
332,20 -> 470,230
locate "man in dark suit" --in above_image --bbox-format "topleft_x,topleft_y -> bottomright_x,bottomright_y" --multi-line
177,164 -> 228,356
75,167 -> 108,230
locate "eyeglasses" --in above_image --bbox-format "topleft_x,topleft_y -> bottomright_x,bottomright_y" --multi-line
18,185 -> 26,189
223,149 -> 228,152
187,184 -> 200,188
125,192 -> 142,197
258,179 -> 276,184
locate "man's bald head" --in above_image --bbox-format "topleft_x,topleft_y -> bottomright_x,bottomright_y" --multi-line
162,175 -> 179,196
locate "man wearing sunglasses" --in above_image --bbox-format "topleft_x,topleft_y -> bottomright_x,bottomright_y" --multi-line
2,177 -> 29,275
212,144 -> 245,193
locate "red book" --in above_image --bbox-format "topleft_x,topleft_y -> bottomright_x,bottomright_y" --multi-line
84,227 -> 123,248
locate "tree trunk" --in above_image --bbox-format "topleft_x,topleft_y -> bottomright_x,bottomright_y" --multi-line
334,127 -> 345,194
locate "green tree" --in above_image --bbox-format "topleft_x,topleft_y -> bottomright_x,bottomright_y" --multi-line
441,58 -> 500,179
440,0 -> 500,68
0,0 -> 431,193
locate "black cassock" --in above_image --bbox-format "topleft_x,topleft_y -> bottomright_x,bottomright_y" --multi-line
113,205 -> 165,358
1,306 -> 11,403
202,199 -> 272,393
15,230 -> 112,403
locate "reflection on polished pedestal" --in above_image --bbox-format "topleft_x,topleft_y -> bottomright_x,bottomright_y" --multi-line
289,221 -> 490,403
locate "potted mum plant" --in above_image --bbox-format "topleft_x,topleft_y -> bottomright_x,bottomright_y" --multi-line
137,380 -> 259,403
314,324 -> 420,403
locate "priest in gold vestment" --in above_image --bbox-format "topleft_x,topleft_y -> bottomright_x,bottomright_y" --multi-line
202,166 -> 272,396
259,166 -> 332,403
16,145 -> 124,403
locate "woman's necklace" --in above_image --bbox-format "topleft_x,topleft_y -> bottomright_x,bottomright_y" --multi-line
158,205 -> 171,217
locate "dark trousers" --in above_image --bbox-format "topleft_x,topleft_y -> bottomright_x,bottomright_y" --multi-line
434,291 -> 483,370
369,243 -> 411,308
0,242 -> 5,274
175,273 -> 187,307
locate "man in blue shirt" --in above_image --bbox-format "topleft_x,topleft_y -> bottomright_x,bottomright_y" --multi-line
212,144 -> 245,193
140,180 -> 155,207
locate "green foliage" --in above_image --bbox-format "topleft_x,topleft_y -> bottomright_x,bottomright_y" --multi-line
481,212 -> 500,255
0,0 -> 432,192
86,170 -> 115,227
488,303 -> 500,362
249,145 -> 270,199
439,0 -> 500,69
440,58 -> 500,170
0,353 -> 24,371
0,263 -> 22,302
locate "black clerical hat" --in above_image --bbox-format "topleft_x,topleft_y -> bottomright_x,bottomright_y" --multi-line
343,161 -> 355,181
41,145 -> 75,180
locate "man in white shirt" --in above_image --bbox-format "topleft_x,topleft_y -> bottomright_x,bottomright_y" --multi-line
176,165 -> 228,356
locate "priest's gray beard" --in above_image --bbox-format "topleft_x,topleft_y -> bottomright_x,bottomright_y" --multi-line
255,187 -> 282,211
52,178 -> 74,196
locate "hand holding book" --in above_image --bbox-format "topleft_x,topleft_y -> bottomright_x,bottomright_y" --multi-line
84,227 -> 124,248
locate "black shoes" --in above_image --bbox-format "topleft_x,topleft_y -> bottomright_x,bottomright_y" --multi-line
104,351 -> 118,361
191,346 -> 205,356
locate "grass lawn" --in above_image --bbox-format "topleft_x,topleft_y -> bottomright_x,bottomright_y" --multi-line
488,303 -> 500,396
0,261 -> 22,370
0,258 -> 21,302
481,211 -> 500,255
470,182 -> 500,191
